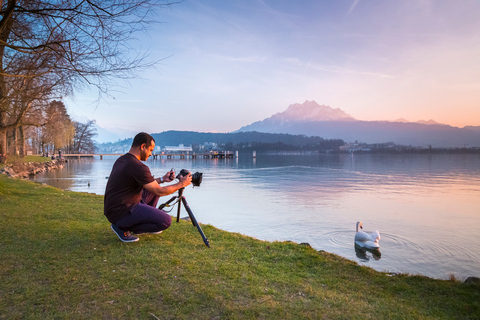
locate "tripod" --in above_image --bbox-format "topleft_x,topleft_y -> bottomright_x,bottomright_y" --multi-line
159,188 -> 210,247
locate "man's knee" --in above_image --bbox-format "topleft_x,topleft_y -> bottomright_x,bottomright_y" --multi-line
151,210 -> 171,231
163,212 -> 172,229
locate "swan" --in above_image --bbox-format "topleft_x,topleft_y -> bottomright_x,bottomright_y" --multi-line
355,221 -> 380,249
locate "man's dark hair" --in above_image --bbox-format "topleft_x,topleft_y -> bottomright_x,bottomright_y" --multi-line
132,132 -> 155,148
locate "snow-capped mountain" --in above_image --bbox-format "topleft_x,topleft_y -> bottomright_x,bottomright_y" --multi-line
235,101 -> 480,147
268,100 -> 355,123
238,100 -> 355,131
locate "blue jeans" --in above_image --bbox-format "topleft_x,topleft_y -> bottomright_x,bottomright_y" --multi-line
115,189 -> 172,233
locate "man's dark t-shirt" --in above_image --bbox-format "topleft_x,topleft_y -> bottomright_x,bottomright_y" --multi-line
104,153 -> 155,223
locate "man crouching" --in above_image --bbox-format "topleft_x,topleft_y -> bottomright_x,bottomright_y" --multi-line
104,132 -> 192,242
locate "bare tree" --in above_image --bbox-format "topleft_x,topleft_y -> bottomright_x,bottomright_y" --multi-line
4,54 -> 65,154
0,0 -> 174,155
72,119 -> 97,153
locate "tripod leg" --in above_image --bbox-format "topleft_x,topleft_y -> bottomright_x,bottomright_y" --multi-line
179,196 -> 196,227
158,195 -> 177,210
176,197 -> 182,222
175,188 -> 185,222
181,197 -> 210,248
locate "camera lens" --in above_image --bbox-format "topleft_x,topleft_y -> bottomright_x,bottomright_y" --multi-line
191,172 -> 203,187
176,169 -> 203,187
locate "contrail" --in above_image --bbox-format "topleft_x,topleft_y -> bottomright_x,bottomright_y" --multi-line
347,0 -> 360,16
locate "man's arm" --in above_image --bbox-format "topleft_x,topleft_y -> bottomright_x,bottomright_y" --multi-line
143,173 -> 192,197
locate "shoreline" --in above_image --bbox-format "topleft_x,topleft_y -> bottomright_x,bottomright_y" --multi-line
1,174 -> 479,318
0,159 -> 66,179
1,170 -> 479,284
2,157 -> 479,284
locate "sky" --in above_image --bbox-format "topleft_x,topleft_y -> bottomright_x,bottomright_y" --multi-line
66,0 -> 480,135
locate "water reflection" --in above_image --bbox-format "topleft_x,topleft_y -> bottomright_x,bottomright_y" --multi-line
355,244 -> 382,262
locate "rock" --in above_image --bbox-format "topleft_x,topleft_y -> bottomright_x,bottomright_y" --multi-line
464,277 -> 480,284
0,159 -> 66,178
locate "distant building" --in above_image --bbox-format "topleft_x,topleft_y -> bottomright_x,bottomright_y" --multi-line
203,142 -> 218,151
162,144 -> 193,153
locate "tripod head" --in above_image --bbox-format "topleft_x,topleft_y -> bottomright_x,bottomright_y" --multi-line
177,187 -> 185,197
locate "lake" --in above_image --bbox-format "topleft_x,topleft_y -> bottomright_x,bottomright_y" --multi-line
31,153 -> 480,280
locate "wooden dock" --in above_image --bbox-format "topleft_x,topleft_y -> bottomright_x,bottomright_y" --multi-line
60,151 -> 236,160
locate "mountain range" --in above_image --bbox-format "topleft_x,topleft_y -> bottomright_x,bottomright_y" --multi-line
236,101 -> 480,148
94,124 -> 137,143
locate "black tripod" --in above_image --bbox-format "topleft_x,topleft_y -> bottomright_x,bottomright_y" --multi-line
158,188 -> 210,247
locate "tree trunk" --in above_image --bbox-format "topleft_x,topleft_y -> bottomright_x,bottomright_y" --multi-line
18,125 -> 25,156
0,0 -> 16,156
0,131 -> 5,155
11,127 -> 17,155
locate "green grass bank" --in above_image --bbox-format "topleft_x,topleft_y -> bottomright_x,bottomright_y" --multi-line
0,174 -> 479,319
1,155 -> 51,166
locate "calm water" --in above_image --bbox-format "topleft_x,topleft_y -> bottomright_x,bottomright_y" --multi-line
32,153 -> 480,280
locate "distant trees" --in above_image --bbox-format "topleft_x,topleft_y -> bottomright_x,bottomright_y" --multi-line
0,0 -> 171,156
230,140 -> 345,153
70,120 -> 97,154
96,131 -> 347,154
131,131 -> 345,153
40,101 -> 75,155
20,100 -> 74,156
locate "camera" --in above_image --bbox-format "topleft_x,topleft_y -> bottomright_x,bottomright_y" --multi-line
176,169 -> 203,187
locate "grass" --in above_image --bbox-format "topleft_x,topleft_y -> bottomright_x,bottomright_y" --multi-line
4,155 -> 51,164
0,174 -> 479,319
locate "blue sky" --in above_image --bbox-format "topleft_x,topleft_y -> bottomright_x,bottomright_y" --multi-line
66,0 -> 480,135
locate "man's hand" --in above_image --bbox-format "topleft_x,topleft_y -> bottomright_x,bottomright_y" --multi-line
178,172 -> 192,188
146,171 -> 192,197
162,169 -> 176,183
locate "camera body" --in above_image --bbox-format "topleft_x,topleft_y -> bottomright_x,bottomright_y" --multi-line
176,169 -> 203,187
